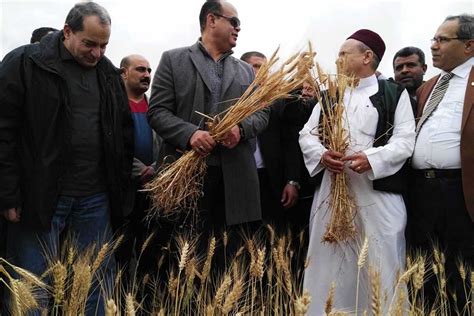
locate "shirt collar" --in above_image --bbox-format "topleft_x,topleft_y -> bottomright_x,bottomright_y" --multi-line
197,38 -> 233,62
356,73 -> 378,90
442,57 -> 474,79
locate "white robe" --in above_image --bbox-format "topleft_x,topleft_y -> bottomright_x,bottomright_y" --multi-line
299,75 -> 415,315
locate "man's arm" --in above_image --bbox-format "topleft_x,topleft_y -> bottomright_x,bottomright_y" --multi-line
147,51 -> 200,151
298,102 -> 331,177
0,48 -> 25,215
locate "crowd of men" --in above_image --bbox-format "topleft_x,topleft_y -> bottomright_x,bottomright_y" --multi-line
0,0 -> 472,314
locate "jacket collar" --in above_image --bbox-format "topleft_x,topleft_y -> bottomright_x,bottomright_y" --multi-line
29,30 -> 119,77
189,41 -> 238,98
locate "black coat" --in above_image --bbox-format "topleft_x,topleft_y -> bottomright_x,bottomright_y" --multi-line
258,100 -> 301,201
0,31 -> 134,231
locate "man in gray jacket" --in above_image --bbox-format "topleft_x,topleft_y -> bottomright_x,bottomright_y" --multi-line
147,0 -> 268,246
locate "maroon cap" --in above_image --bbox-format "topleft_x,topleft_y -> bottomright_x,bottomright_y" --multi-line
347,29 -> 386,60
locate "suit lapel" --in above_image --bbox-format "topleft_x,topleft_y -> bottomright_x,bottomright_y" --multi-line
189,43 -> 213,92
220,56 -> 237,100
461,67 -> 474,132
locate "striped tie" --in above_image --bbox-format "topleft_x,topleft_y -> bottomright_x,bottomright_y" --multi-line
416,72 -> 454,136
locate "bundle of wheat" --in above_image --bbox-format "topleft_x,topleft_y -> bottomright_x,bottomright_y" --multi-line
308,58 -> 359,243
145,47 -> 314,217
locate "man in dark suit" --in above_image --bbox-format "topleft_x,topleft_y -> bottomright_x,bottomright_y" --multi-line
240,51 -> 301,232
147,1 -> 268,250
407,14 -> 474,312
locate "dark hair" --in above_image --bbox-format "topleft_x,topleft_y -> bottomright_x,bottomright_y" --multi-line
65,2 -> 111,33
30,27 -> 58,43
199,0 -> 222,33
357,42 -> 380,70
392,46 -> 426,68
445,14 -> 474,40
240,51 -> 266,62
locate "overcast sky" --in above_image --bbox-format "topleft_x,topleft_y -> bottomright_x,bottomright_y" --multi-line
1,0 -> 473,79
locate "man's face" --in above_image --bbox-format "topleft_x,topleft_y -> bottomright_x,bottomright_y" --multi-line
213,2 -> 240,51
63,15 -> 110,68
337,39 -> 366,77
122,56 -> 152,95
393,54 -> 426,93
246,56 -> 266,74
431,19 -> 471,72
302,81 -> 316,99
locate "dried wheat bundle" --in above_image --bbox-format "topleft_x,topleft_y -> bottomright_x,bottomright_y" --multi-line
146,47 -> 313,217
312,60 -> 359,243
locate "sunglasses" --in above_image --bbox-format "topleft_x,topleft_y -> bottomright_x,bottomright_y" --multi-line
214,13 -> 240,28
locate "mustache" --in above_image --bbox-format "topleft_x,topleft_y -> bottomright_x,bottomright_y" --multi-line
140,78 -> 151,84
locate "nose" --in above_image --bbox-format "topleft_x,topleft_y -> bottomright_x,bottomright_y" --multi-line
430,41 -> 439,51
91,47 -> 101,59
235,25 -> 241,32
401,65 -> 409,73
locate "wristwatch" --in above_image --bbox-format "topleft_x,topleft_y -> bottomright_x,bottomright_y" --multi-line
287,180 -> 301,190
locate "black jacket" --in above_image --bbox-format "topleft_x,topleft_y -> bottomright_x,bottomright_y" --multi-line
258,100 -> 301,201
0,31 -> 134,231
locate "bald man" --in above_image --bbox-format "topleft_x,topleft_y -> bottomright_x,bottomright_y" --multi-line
118,54 -> 161,279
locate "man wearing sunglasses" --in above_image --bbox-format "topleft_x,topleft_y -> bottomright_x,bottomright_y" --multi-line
407,14 -> 474,313
147,0 -> 268,256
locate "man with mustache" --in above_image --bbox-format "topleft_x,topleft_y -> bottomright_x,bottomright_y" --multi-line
117,54 -> 161,281
393,46 -> 427,113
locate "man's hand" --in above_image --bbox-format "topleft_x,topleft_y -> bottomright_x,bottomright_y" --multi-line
342,152 -> 372,174
189,130 -> 216,156
3,207 -> 20,222
221,125 -> 241,149
139,166 -> 155,184
321,150 -> 344,173
281,184 -> 299,209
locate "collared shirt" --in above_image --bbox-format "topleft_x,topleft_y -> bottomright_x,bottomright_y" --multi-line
412,57 -> 474,169
197,40 -> 233,115
197,40 -> 233,166
59,40 -> 105,196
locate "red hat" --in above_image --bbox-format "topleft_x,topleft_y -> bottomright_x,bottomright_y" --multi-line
347,29 -> 386,60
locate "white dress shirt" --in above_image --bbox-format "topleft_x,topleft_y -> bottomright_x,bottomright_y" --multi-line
412,57 -> 474,169
253,138 -> 265,169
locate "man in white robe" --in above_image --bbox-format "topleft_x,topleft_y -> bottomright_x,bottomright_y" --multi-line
299,29 -> 415,314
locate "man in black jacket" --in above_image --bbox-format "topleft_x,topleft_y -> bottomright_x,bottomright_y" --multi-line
0,2 -> 133,314
241,51 -> 301,232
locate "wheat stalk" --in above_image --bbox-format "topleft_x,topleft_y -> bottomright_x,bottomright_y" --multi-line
325,282 -> 335,315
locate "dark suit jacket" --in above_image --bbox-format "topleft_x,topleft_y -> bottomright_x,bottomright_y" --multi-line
147,42 -> 269,225
258,100 -> 301,201
416,66 -> 474,221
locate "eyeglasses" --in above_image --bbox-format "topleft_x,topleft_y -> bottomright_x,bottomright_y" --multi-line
431,36 -> 470,44
214,13 -> 240,28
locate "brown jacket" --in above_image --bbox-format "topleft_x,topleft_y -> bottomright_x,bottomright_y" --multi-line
416,66 -> 474,221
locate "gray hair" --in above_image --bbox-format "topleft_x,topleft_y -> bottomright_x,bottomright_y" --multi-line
65,2 -> 111,33
445,14 -> 474,40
